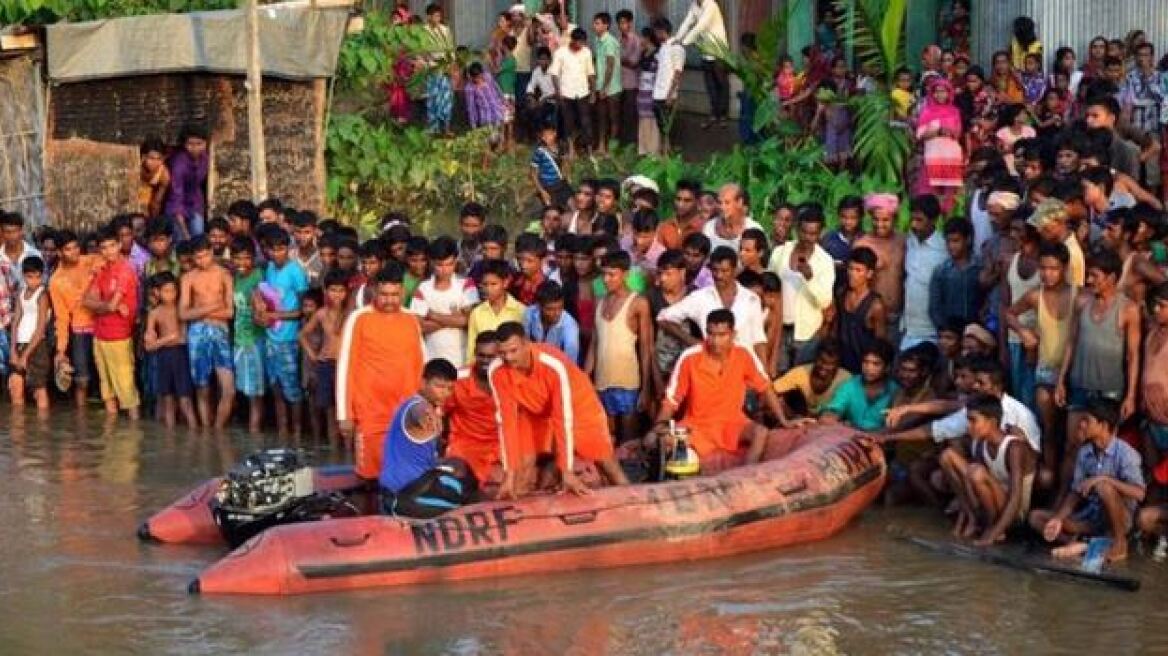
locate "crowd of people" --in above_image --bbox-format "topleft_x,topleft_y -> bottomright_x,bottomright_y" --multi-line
7,1 -> 1168,564
387,1 -> 722,156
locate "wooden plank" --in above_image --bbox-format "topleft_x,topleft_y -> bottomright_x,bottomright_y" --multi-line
900,533 -> 1141,592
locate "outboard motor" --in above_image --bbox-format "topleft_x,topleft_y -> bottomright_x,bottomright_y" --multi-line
212,449 -> 350,547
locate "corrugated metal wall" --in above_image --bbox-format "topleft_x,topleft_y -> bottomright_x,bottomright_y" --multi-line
974,0 -> 1168,69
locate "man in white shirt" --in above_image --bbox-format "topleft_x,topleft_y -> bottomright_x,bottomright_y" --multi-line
651,18 -> 686,151
883,357 -> 1047,488
902,195 -> 949,348
657,246 -> 768,363
550,28 -> 596,158
703,183 -> 763,252
411,237 -> 479,367
767,203 -> 835,367
673,0 -> 729,126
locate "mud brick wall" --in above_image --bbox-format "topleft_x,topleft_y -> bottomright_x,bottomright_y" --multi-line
48,73 -> 325,231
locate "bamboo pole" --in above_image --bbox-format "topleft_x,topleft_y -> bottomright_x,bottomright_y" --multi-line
244,0 -> 268,201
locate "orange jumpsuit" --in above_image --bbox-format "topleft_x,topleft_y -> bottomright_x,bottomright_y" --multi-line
665,344 -> 770,457
336,306 -> 426,479
444,368 -> 501,483
488,343 -> 613,472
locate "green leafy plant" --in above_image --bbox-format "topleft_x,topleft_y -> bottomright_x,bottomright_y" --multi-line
0,0 -> 235,25
700,2 -> 805,139
834,0 -> 911,189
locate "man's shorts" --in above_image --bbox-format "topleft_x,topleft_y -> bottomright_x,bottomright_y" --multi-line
69,331 -> 95,382
188,322 -> 233,386
598,387 -> 638,416
155,344 -> 194,398
94,338 -> 139,409
1068,387 -> 1122,411
233,342 -> 265,398
264,339 -> 303,403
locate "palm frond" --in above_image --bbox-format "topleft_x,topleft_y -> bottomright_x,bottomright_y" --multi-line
834,0 -> 907,86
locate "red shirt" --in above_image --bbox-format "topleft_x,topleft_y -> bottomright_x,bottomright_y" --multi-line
89,258 -> 139,341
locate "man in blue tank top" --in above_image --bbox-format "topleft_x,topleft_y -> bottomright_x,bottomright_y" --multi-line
380,358 -> 477,518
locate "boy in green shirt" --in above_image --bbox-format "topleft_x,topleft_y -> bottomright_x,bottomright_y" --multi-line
231,236 -> 265,433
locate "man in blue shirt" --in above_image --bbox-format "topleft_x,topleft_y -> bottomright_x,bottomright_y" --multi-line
1029,398 -> 1145,562
523,279 -> 581,364
260,228 -> 309,436
380,359 -> 476,518
820,339 -> 899,432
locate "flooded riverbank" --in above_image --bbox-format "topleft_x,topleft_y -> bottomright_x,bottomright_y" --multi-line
0,409 -> 1163,654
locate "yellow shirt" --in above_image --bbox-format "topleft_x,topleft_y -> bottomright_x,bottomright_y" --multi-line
890,88 -> 914,120
466,294 -> 526,363
773,364 -> 851,415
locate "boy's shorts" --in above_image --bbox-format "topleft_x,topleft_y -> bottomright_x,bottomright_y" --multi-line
13,341 -> 50,389
94,338 -> 139,409
234,342 -> 265,398
155,344 -> 194,398
265,340 -> 303,403
315,360 -> 337,410
598,388 -> 638,416
188,322 -> 233,386
1071,502 -> 1122,537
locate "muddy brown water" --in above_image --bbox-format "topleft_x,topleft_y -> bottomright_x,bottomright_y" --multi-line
1,409 -> 1164,654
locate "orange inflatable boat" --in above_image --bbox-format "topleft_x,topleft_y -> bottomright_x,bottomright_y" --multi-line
191,427 -> 884,596
138,465 -> 361,545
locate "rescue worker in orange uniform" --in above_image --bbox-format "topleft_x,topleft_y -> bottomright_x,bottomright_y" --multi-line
445,330 -> 503,485
652,309 -> 810,466
488,321 -> 630,498
337,264 -> 427,481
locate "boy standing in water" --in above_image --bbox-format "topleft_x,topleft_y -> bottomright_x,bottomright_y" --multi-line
8,256 -> 50,410
179,237 -> 235,428
1029,399 -> 1145,562
300,270 -> 351,441
144,272 -> 198,428
84,228 -> 140,419
259,230 -> 309,437
231,237 -> 266,433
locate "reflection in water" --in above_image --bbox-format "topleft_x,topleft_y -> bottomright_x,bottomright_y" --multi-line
0,407 -> 1164,654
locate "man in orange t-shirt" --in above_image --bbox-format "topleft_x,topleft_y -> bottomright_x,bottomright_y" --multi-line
654,309 -> 807,464
337,265 -> 426,481
489,321 -> 630,498
445,330 -> 502,484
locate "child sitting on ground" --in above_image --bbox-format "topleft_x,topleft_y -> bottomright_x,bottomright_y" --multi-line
144,272 -> 198,428
1028,399 -> 1145,563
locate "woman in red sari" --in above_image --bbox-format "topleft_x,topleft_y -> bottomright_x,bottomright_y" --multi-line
385,5 -> 414,124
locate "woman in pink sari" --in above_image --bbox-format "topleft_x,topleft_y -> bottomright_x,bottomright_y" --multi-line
915,78 -> 965,211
